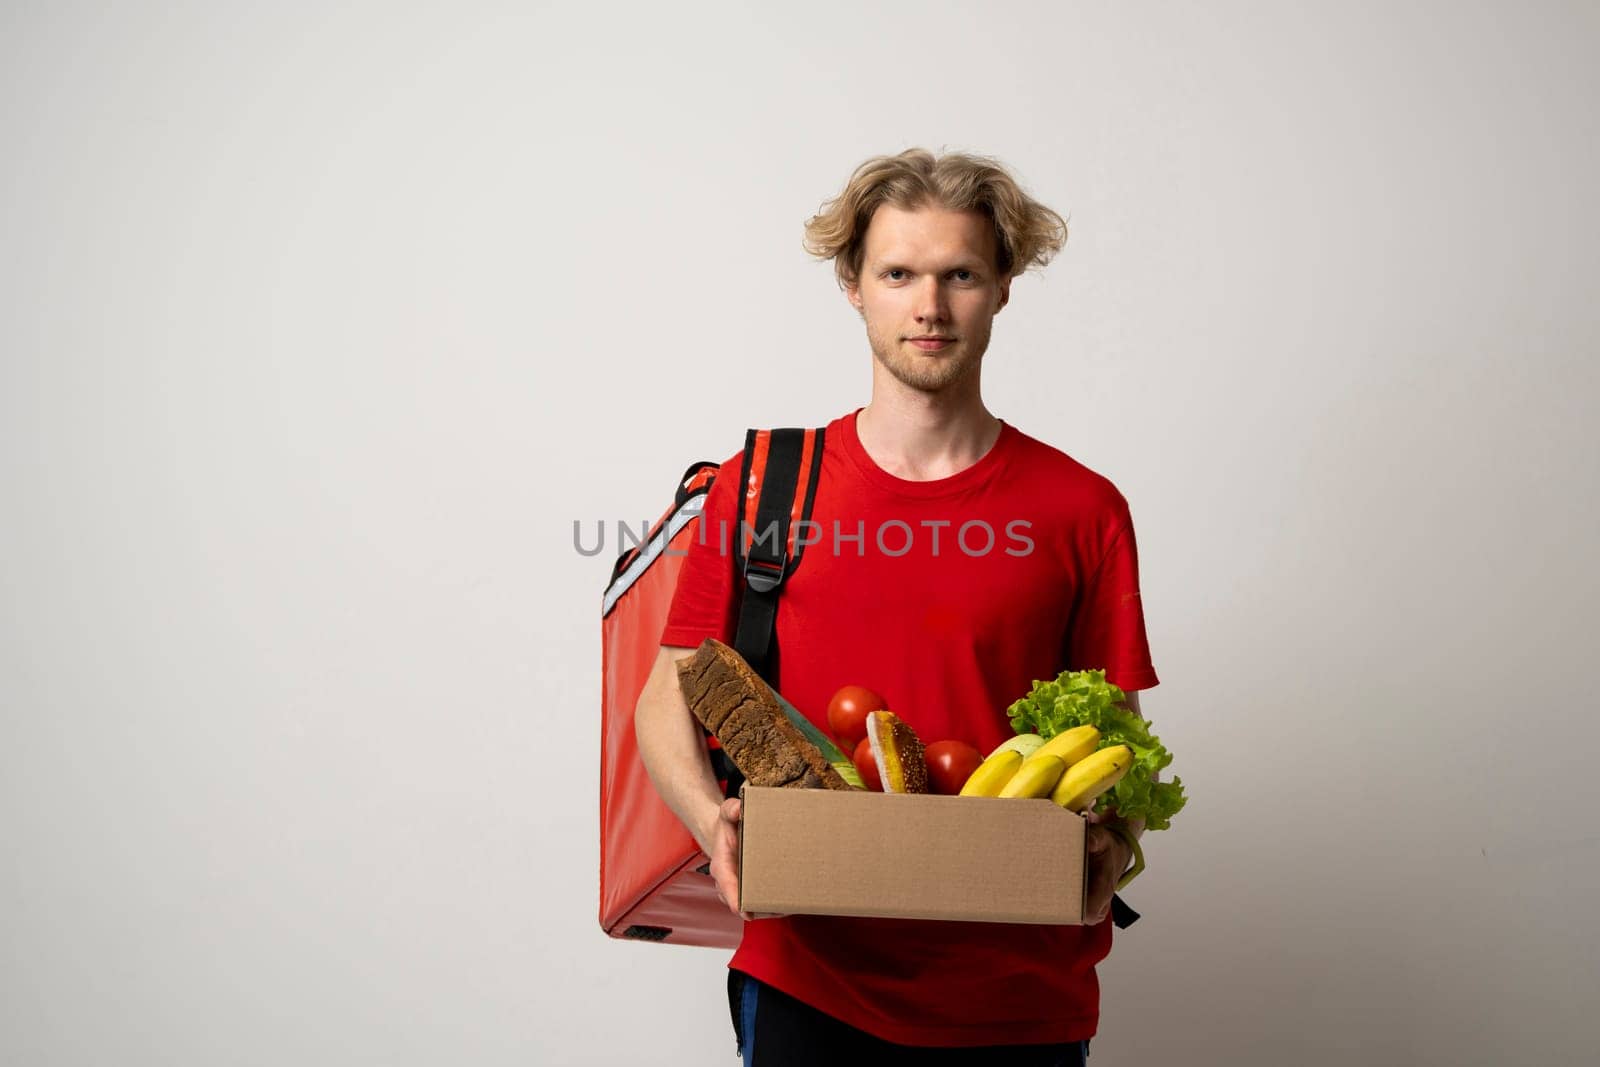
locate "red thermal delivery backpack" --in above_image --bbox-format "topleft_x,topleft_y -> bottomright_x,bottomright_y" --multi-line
599,426 -> 825,946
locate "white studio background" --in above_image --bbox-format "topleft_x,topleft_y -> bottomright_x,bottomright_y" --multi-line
3,2 -> 1596,1065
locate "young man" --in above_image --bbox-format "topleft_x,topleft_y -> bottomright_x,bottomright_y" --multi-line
634,149 -> 1159,1064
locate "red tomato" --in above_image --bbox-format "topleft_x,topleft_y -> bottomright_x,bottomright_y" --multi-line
852,736 -> 882,792
924,740 -> 984,796
827,684 -> 887,749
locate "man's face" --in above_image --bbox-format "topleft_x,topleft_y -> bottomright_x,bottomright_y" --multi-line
846,203 -> 1011,395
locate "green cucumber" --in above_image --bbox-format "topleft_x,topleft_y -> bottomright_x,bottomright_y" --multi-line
770,687 -> 866,789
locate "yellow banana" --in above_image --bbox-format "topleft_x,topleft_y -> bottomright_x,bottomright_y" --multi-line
986,733 -> 1045,760
1027,725 -> 1100,770
959,749 -> 1024,797
1050,744 -> 1133,811
998,754 -> 1066,799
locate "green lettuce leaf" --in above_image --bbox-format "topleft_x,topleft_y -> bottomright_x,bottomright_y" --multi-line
1005,669 -> 1187,829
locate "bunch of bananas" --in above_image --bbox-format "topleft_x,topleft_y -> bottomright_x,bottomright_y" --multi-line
958,726 -> 1132,811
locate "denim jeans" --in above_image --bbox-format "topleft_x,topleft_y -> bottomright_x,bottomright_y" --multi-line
730,970 -> 1089,1066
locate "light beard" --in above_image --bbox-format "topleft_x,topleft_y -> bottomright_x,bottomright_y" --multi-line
866,330 -> 986,393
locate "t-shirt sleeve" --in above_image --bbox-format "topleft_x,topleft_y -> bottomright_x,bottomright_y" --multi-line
1063,511 -> 1160,692
659,450 -> 743,649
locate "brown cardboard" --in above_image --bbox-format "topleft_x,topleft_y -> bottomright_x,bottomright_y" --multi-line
738,785 -> 1086,925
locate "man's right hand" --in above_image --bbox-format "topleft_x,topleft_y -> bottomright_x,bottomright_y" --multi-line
703,796 -> 745,918
633,645 -> 786,922
702,796 -> 786,922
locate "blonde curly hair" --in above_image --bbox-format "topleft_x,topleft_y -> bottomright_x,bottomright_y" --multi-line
803,148 -> 1067,290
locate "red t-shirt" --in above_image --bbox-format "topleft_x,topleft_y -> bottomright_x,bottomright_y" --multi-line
660,407 -> 1159,1047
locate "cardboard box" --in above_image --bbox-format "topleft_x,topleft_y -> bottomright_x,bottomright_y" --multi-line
738,785 -> 1087,924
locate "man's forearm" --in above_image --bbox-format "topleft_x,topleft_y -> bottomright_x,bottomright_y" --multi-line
634,648 -> 725,854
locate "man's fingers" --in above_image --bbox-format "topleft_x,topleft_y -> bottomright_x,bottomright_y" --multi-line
710,855 -> 741,917
1082,835 -> 1118,924
719,887 -> 742,916
712,800 -> 744,916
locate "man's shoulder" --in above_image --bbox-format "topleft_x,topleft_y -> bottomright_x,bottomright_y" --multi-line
1005,422 -> 1131,514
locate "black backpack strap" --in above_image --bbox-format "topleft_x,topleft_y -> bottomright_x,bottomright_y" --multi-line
730,427 -> 825,679
718,426 -> 825,799
733,428 -> 801,677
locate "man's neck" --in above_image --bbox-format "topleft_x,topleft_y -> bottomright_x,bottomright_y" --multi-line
855,388 -> 1002,482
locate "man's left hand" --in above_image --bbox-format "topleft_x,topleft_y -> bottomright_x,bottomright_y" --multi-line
1083,814 -> 1134,925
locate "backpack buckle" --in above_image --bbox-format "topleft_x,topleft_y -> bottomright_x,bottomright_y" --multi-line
743,550 -> 786,594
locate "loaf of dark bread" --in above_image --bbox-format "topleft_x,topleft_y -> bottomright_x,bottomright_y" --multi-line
677,638 -> 851,790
